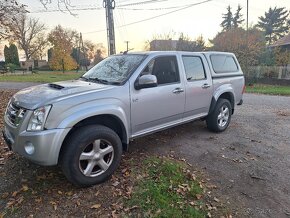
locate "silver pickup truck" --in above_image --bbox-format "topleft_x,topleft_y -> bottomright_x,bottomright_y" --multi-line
2,51 -> 244,187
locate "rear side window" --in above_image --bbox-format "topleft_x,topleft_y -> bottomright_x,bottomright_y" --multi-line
182,56 -> 206,81
210,55 -> 238,73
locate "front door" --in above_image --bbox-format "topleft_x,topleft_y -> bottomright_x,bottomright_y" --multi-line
130,55 -> 185,137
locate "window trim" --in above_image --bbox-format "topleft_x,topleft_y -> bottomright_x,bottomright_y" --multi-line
182,55 -> 207,82
210,54 -> 239,74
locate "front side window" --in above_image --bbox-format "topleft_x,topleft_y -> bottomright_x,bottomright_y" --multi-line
82,54 -> 146,84
210,55 -> 238,73
182,56 -> 206,81
141,56 -> 180,85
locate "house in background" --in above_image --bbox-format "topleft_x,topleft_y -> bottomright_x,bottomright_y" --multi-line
150,39 -> 178,51
20,60 -> 48,69
271,33 -> 290,51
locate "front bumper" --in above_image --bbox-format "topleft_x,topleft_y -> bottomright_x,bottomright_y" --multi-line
2,123 -> 70,166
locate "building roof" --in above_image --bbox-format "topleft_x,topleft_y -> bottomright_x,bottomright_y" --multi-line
272,34 -> 290,47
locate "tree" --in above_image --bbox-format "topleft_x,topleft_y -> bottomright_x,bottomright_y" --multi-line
4,45 -> 11,64
274,47 -> 290,66
0,0 -> 26,40
221,5 -> 244,31
93,44 -> 106,64
211,28 -> 265,69
39,0 -> 76,15
48,25 -> 78,70
176,34 -> 206,52
9,14 -> 48,60
257,7 -> 290,45
233,5 -> 244,28
47,48 -> 53,62
194,35 -> 206,51
221,6 -> 233,31
71,40 -> 100,67
30,33 -> 48,60
4,43 -> 19,66
9,44 -> 20,66
176,33 -> 195,51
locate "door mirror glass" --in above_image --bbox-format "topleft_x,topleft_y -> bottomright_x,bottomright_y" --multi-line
135,75 -> 157,90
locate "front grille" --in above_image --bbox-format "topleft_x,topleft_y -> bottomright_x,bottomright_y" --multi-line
6,102 -> 26,126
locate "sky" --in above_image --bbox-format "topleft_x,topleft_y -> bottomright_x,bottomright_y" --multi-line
2,0 -> 290,59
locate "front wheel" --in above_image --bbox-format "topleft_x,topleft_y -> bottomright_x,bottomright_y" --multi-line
206,98 -> 232,133
60,125 -> 122,187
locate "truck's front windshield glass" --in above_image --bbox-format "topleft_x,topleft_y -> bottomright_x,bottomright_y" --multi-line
81,54 -> 146,84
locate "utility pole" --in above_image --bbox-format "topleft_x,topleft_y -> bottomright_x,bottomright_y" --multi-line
246,0 -> 249,75
80,33 -> 88,71
125,41 -> 129,52
103,0 -> 116,55
77,32 -> 81,72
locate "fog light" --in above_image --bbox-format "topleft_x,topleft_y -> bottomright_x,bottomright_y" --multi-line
24,142 -> 35,155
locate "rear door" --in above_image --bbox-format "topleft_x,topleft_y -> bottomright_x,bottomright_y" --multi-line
181,54 -> 213,120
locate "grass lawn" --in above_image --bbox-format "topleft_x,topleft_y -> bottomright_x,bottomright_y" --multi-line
246,84 -> 290,96
127,157 -> 207,217
0,71 -> 84,83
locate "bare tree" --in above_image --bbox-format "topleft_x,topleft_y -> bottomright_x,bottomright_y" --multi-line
39,0 -> 76,15
0,0 -> 27,40
10,14 -> 48,60
93,43 -> 106,64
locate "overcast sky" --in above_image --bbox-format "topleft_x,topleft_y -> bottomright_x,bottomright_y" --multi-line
2,0 -> 290,58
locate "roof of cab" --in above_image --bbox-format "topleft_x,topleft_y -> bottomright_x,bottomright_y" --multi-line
119,51 -> 235,56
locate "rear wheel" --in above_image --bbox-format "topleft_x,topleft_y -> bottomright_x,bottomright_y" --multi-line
206,98 -> 232,132
60,125 -> 122,187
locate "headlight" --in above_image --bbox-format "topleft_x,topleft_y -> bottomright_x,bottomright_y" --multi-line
27,105 -> 52,131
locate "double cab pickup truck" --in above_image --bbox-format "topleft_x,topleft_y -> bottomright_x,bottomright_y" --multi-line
3,51 -> 244,187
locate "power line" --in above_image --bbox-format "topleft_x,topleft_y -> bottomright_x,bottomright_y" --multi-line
116,4 -> 196,11
30,7 -> 103,13
30,0 -> 168,13
118,0 -> 168,7
83,0 -> 213,34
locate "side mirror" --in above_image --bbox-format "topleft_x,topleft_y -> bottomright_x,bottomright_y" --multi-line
135,75 -> 157,90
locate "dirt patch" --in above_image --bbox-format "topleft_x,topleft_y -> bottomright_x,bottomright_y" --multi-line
275,109 -> 290,117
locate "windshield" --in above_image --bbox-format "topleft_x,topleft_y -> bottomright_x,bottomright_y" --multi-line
81,54 -> 146,84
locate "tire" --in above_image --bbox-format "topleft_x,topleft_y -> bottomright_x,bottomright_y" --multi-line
60,125 -> 122,187
206,98 -> 232,133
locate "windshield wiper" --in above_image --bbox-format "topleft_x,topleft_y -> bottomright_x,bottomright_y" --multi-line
89,77 -> 110,84
79,76 -> 89,81
80,76 -> 120,85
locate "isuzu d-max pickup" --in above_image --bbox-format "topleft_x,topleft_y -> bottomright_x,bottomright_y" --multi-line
3,51 -> 244,186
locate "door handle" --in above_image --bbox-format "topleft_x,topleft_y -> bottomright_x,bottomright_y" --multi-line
173,88 -> 184,94
202,83 -> 211,89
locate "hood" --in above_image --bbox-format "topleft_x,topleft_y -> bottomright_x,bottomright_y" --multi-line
12,80 -> 114,109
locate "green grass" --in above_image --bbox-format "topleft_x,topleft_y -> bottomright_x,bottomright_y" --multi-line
128,157 -> 206,218
0,71 -> 84,83
246,84 -> 290,96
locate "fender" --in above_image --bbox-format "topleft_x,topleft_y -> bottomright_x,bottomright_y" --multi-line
45,98 -> 130,142
208,84 -> 236,115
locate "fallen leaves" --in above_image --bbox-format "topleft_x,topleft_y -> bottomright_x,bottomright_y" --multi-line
275,109 -> 290,117
91,204 -> 101,209
22,185 -> 29,192
50,201 -> 58,210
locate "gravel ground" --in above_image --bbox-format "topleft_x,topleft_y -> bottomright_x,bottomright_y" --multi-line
130,93 -> 290,217
0,82 -> 41,90
1,86 -> 290,217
